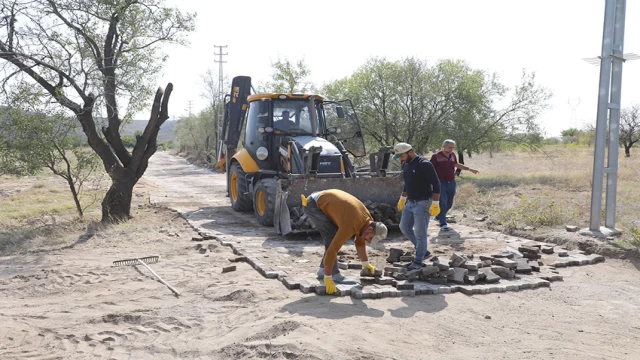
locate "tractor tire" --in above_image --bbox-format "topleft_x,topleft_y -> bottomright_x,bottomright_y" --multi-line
229,162 -> 253,212
253,178 -> 278,226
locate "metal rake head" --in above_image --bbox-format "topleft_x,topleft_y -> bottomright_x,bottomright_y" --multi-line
113,256 -> 160,267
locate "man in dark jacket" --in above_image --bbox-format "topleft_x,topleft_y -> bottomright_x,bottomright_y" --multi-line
394,142 -> 441,271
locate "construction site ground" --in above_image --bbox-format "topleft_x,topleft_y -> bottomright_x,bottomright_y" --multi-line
1,151 -> 639,360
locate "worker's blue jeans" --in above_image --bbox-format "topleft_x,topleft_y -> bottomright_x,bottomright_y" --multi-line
436,180 -> 456,226
399,199 -> 432,263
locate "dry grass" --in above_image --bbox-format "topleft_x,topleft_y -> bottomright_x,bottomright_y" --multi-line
453,145 -> 640,247
0,174 -> 106,255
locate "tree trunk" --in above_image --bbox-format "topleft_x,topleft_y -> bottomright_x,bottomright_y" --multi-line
101,177 -> 135,222
66,178 -> 84,219
624,144 -> 631,157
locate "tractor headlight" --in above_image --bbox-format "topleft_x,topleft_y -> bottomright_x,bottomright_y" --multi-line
256,147 -> 268,160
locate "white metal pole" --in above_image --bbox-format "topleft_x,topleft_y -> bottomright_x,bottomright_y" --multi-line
589,0 -> 617,231
605,0 -> 626,228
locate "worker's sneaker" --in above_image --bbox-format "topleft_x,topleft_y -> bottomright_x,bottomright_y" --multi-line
406,262 -> 424,271
441,224 -> 451,231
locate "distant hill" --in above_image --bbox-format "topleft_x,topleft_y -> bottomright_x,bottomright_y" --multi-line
120,119 -> 177,143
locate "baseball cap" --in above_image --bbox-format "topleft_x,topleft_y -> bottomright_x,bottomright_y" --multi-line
370,221 -> 388,246
392,142 -> 412,160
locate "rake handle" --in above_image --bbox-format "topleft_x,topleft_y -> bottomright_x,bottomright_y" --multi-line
136,259 -> 181,297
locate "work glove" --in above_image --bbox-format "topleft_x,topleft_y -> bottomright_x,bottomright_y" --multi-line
429,200 -> 441,216
323,275 -> 337,295
397,196 -> 407,211
363,263 -> 376,275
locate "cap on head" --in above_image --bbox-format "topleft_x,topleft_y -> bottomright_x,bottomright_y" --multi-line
392,142 -> 413,160
370,222 -> 388,246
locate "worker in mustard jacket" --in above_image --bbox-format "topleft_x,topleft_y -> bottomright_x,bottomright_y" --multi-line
302,189 -> 388,295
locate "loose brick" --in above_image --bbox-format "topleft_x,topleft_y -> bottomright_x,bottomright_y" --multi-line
360,269 -> 382,277
493,258 -> 518,269
348,262 -> 363,269
528,261 -> 541,272
428,277 -> 448,285
420,265 -> 439,277
491,253 -> 514,259
359,277 -> 376,285
479,255 -> 495,261
376,276 -> 395,285
433,262 -> 450,272
565,225 -> 579,232
386,248 -> 404,263
191,236 -> 204,242
522,252 -> 542,260
515,259 -> 532,274
450,253 -> 468,268
399,256 -> 415,262
228,256 -> 247,263
338,262 -> 348,270
557,250 -> 569,257
393,273 -> 408,281
222,265 -> 236,273
518,245 -> 540,254
464,270 -> 486,284
478,268 -> 501,283
447,268 -> 468,284
281,277 -> 300,290
463,261 -> 482,271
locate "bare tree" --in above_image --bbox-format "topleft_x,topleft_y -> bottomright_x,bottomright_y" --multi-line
620,105 -> 640,157
0,0 -> 195,222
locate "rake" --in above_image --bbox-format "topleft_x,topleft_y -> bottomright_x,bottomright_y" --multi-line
113,256 -> 181,297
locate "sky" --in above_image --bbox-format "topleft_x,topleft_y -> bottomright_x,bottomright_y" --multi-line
156,0 -> 640,138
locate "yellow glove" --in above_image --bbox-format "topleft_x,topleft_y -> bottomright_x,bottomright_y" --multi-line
301,194 -> 308,207
397,196 -> 407,211
363,263 -> 376,275
323,276 -> 337,295
429,201 -> 441,216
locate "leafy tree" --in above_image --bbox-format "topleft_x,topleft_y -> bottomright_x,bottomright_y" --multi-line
322,58 -> 551,159
259,57 -> 312,93
0,86 -> 101,218
0,0 -> 195,222
620,105 -> 640,157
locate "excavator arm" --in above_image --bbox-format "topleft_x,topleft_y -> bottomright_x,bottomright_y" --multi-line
218,76 -> 252,173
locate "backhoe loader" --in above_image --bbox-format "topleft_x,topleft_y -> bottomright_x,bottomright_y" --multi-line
218,76 -> 403,235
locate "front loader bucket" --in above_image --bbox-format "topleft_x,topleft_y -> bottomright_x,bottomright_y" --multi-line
275,177 -> 404,235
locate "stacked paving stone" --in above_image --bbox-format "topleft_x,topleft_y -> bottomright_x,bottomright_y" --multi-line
288,200 -> 401,230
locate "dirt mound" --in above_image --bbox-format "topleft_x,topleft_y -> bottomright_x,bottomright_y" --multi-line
218,342 -> 320,360
208,289 -> 257,303
245,320 -> 303,342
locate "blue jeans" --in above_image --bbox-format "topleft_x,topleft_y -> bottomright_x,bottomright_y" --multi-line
436,180 -> 456,226
399,199 -> 432,263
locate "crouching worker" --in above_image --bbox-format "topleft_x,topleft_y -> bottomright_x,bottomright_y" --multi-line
302,189 -> 388,295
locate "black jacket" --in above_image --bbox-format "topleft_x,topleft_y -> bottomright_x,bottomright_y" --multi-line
402,155 -> 441,201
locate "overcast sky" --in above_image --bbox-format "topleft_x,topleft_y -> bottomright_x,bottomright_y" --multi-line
156,0 -> 640,137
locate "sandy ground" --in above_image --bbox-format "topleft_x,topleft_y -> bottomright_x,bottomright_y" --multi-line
1,151 -> 640,360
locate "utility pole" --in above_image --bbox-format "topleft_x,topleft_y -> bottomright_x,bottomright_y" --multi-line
583,0 -> 629,236
214,45 -> 227,161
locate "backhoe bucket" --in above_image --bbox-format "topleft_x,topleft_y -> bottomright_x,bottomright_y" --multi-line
275,177 -> 404,235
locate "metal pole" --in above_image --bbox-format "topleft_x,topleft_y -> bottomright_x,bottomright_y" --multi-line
214,45 -> 228,160
589,0 -> 616,231
605,0 -> 626,228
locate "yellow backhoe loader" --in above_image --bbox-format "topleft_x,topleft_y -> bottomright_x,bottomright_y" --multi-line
218,76 -> 403,235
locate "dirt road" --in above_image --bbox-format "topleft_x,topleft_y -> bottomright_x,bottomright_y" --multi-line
1,151 -> 639,360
